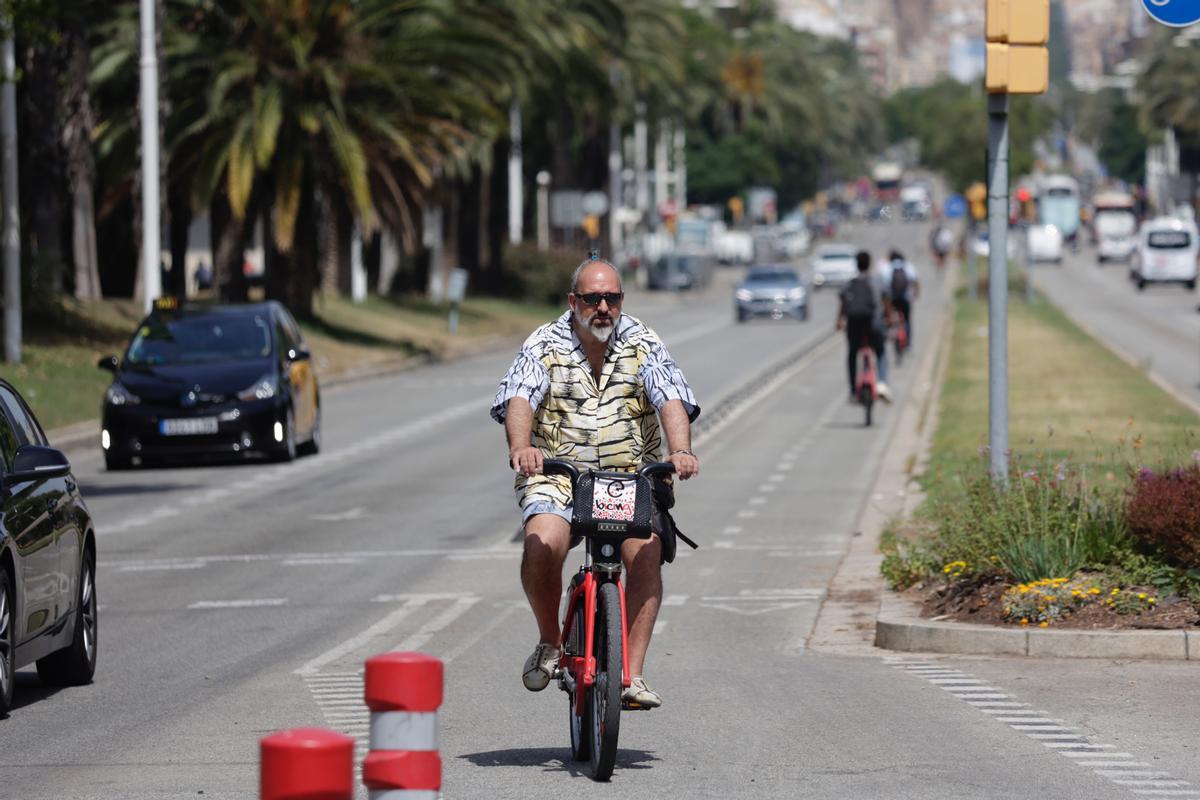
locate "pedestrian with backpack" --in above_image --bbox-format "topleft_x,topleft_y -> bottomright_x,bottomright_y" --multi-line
837,251 -> 892,403
884,250 -> 919,348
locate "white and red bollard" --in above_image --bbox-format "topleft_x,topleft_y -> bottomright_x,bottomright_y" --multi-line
261,727 -> 355,800
362,652 -> 443,799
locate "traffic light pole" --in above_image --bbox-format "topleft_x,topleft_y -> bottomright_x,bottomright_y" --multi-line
987,92 -> 1009,483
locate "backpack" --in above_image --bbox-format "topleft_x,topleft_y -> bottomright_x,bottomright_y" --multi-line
890,262 -> 910,300
842,275 -> 876,320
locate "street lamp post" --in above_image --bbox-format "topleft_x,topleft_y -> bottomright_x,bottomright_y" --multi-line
2,22 -> 18,364
536,171 -> 551,252
139,0 -> 162,314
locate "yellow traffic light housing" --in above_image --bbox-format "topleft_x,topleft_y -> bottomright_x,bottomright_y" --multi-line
985,0 -> 1048,95
986,44 -> 1049,94
966,182 -> 988,222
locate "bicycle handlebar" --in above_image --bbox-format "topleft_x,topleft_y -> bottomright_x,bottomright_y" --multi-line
541,458 -> 675,488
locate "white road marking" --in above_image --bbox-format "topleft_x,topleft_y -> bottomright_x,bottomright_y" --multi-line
442,602 -> 523,665
118,562 -> 205,572
662,594 -> 689,606
767,474 -> 785,483
736,509 -> 758,519
310,508 -> 369,522
722,526 -> 743,535
760,483 -> 778,492
652,621 -> 667,635
890,659 -> 1193,796
283,557 -> 363,566
295,599 -> 428,675
392,596 -> 479,652
188,598 -> 288,609
748,496 -> 767,505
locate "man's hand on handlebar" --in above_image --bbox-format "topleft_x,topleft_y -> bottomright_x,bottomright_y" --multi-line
667,450 -> 699,480
510,446 -> 544,476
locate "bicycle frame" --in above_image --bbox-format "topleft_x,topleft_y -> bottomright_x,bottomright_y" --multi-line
559,551 -> 632,717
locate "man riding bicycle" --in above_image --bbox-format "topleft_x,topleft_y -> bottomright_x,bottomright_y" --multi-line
882,249 -> 919,347
837,250 -> 893,403
491,254 -> 700,709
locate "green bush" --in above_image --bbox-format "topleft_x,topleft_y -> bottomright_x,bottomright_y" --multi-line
501,243 -> 579,307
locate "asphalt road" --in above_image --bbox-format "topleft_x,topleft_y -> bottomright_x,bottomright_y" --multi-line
1032,236 -> 1200,413
0,221 -> 1196,799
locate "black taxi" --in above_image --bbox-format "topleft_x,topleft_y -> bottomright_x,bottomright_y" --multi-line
99,299 -> 321,469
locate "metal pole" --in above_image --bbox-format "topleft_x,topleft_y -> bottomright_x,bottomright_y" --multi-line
508,103 -> 522,245
987,93 -> 1010,482
967,222 -> 978,302
536,171 -> 550,251
674,124 -> 687,211
1023,222 -> 1034,304
607,65 -> 622,259
654,122 -> 669,214
139,0 -> 162,313
1,25 -> 18,364
634,103 -> 648,215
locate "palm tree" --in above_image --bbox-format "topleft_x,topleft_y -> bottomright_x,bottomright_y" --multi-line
153,0 -> 521,313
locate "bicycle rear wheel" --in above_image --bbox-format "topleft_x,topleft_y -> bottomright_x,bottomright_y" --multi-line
566,599 -> 590,762
859,383 -> 873,427
589,581 -> 623,781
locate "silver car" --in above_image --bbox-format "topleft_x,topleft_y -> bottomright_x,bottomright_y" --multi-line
735,265 -> 809,322
810,244 -> 858,289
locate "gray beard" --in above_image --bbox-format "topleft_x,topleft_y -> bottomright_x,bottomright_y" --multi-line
574,309 -> 618,343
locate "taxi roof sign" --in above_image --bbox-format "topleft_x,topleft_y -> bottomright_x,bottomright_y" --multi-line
152,296 -> 179,312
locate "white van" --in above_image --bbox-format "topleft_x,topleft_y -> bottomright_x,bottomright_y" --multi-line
1092,192 -> 1137,263
1131,217 -> 1198,291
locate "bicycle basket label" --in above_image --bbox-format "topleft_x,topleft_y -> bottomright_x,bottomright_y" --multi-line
592,476 -> 637,521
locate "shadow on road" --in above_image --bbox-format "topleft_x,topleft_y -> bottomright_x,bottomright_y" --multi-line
77,482 -> 202,497
457,747 -> 658,775
7,671 -> 67,714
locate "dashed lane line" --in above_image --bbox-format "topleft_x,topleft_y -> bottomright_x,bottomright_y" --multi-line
888,658 -> 1197,797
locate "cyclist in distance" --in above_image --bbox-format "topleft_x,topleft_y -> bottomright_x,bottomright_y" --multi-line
837,250 -> 893,402
883,249 -> 919,346
491,253 -> 700,710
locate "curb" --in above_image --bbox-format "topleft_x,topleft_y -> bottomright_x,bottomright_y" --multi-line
875,592 -> 1197,661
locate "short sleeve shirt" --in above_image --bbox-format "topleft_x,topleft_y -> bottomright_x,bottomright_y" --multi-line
491,311 -> 700,513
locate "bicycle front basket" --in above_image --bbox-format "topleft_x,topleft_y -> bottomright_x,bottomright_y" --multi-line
572,470 -> 655,540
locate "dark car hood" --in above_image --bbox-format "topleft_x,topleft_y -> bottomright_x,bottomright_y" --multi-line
118,360 -> 274,404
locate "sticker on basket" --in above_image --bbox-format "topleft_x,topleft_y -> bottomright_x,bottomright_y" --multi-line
592,476 -> 636,521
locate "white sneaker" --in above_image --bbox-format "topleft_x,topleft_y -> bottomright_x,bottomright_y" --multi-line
877,382 -> 893,403
621,676 -> 662,709
521,642 -> 560,691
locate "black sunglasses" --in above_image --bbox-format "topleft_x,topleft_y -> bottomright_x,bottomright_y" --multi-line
574,291 -> 624,307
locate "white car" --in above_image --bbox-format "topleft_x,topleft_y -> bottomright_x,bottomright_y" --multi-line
1131,216 -> 1198,291
971,230 -> 1017,260
714,230 -> 755,265
810,244 -> 858,289
1026,224 -> 1064,263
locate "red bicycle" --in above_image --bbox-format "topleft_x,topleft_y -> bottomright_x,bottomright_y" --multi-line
855,336 -> 878,427
892,311 -> 909,366
542,459 -> 675,781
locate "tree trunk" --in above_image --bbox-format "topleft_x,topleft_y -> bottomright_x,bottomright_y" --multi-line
267,175 -> 315,317
457,171 -> 481,278
210,191 -> 250,302
486,137 -> 507,289
61,21 -> 101,301
168,182 -> 191,298
18,40 -> 68,300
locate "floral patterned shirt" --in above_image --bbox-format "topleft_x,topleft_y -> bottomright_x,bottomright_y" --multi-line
491,311 -> 699,513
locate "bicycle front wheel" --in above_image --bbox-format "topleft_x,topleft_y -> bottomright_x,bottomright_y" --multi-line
589,581 -> 623,781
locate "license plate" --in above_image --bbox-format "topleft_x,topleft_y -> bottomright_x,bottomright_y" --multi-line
160,417 -> 218,436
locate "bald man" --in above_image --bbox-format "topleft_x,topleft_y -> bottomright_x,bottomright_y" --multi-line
491,256 -> 701,708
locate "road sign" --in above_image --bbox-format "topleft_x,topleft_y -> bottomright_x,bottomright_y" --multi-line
581,190 -> 608,216
1140,0 -> 1200,27
944,194 -> 967,219
549,190 -> 584,228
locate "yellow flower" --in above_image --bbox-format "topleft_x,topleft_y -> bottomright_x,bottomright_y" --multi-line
1111,589 -> 1119,595
1039,622 -> 1049,628
1149,598 -> 1157,605
1020,618 -> 1029,626
1088,588 -> 1101,595
1137,593 -> 1147,600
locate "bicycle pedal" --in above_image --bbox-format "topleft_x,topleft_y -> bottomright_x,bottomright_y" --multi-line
621,700 -> 654,711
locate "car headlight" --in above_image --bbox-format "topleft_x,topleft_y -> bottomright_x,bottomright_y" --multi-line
237,374 -> 278,402
735,289 -> 753,301
105,383 -> 140,406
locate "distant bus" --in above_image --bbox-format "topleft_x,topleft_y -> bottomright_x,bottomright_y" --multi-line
871,162 -> 903,203
1038,175 -> 1081,242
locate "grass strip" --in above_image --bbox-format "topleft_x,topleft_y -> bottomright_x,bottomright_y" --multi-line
924,292 -> 1199,502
